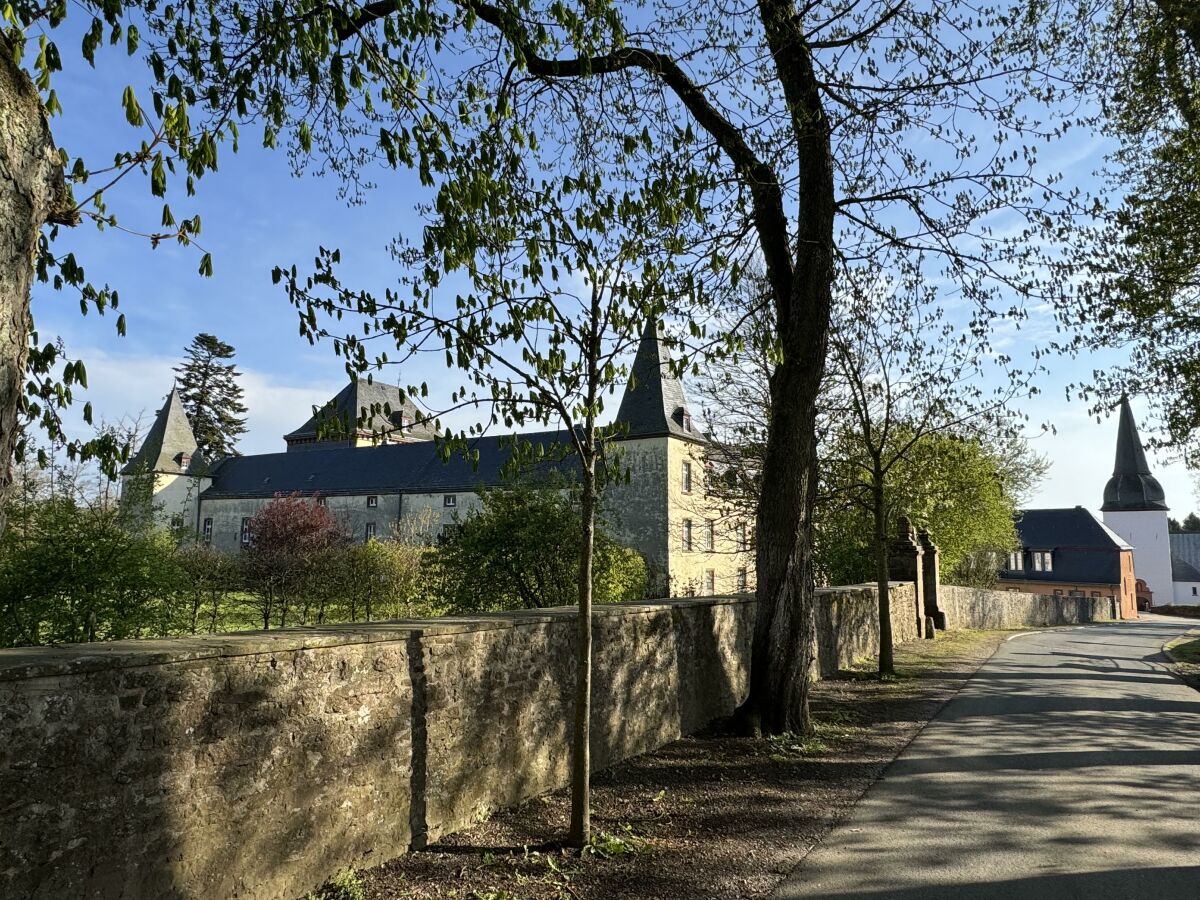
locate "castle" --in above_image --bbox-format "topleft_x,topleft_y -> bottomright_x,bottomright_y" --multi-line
121,322 -> 753,596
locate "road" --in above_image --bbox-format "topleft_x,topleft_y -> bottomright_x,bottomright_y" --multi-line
774,615 -> 1200,899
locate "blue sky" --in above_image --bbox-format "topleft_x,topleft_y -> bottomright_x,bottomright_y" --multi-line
28,17 -> 1198,518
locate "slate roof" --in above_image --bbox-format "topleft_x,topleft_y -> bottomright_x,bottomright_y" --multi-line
1101,395 -> 1168,512
285,379 -> 438,445
1170,533 -> 1200,582
1005,507 -> 1131,585
613,320 -> 701,441
203,430 -> 582,499
121,388 -> 207,476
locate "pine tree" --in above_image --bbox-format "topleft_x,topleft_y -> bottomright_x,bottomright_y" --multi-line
173,334 -> 247,459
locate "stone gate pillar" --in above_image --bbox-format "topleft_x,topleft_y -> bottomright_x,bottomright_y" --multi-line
888,516 -> 926,639
918,529 -> 947,632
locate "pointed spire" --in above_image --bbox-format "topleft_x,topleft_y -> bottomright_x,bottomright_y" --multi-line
614,319 -> 699,440
121,386 -> 205,475
1101,395 -> 1168,511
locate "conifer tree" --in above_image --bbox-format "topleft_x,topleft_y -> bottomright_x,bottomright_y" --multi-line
173,333 -> 247,459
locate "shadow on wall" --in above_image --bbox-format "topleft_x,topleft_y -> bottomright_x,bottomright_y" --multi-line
0,598 -> 753,900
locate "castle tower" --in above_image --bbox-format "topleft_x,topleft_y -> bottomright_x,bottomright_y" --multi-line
120,387 -> 210,531
605,320 -> 751,597
1100,396 -> 1171,604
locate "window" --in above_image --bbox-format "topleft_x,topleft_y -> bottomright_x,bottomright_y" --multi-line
170,514 -> 184,529
1053,589 -> 1064,596
316,495 -> 327,507
704,570 -> 716,596
1091,592 -> 1101,598
438,523 -> 460,544
444,494 -> 457,508
736,522 -> 749,552
704,520 -> 715,552
240,517 -> 251,546
1008,551 -> 1023,572
736,567 -> 748,592
682,412 -> 693,433
367,495 -> 378,508
682,461 -> 693,494
365,522 -> 376,540
1031,550 -> 1052,572
1193,587 -> 1198,597
682,519 -> 693,551
202,518 -> 213,543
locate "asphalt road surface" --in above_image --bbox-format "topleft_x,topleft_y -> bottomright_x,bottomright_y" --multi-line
774,615 -> 1200,899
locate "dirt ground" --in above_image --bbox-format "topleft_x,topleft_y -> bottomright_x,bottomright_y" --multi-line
342,630 -> 1010,900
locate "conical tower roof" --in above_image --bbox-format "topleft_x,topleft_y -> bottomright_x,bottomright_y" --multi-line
614,319 -> 700,440
1101,395 -> 1168,511
121,387 -> 206,475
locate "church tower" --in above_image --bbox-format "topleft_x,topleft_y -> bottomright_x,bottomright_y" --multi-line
1100,396 -> 1172,604
120,387 -> 210,531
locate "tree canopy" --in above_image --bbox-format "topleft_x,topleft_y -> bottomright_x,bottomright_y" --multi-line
174,333 -> 247,458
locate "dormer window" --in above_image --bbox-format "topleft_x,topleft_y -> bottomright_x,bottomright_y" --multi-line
176,453 -> 191,469
1032,551 -> 1053,573
1007,551 -> 1023,572
682,412 -> 692,433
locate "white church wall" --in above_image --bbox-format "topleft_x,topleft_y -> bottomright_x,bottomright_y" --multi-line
1171,582 -> 1200,606
1102,509 -> 1174,602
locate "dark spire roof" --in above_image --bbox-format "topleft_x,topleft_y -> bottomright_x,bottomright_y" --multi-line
614,319 -> 700,441
121,387 -> 206,476
1101,395 -> 1168,512
285,379 -> 438,447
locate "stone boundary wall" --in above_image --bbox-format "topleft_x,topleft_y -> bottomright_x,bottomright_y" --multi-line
940,584 -> 1123,629
0,598 -> 752,900
814,583 -> 919,676
0,583 -> 1125,899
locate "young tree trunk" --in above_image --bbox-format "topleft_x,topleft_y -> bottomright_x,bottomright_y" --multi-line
872,473 -> 895,676
569,458 -> 597,847
0,34 -> 77,535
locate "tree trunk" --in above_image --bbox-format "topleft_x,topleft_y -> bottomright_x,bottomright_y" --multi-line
0,34 -> 77,535
569,459 -> 596,848
743,4 -> 836,737
872,474 -> 895,676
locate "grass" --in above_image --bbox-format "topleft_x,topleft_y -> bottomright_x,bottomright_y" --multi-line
1165,633 -> 1200,665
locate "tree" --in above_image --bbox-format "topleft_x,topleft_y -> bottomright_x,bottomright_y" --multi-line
0,494 -> 182,647
242,493 -> 347,629
435,483 -> 646,612
824,268 -> 1042,675
1,2 -> 218,526
174,333 -> 248,458
1047,3 -> 1200,451
817,430 -> 1040,589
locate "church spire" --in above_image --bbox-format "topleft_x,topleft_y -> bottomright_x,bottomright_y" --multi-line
614,319 -> 699,440
1101,395 -> 1168,511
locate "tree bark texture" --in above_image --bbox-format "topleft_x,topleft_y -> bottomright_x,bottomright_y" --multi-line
0,34 -> 76,535
746,0 -> 836,736
569,461 -> 596,847
872,475 -> 895,676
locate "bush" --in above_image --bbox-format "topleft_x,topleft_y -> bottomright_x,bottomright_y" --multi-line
433,483 -> 646,611
0,497 -> 184,646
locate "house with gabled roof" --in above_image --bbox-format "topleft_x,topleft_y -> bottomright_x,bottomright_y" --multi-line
997,506 -> 1137,616
122,321 -> 753,597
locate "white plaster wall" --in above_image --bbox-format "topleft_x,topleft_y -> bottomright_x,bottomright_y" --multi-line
151,473 -> 207,530
1102,509 -> 1174,602
1172,582 -> 1200,606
